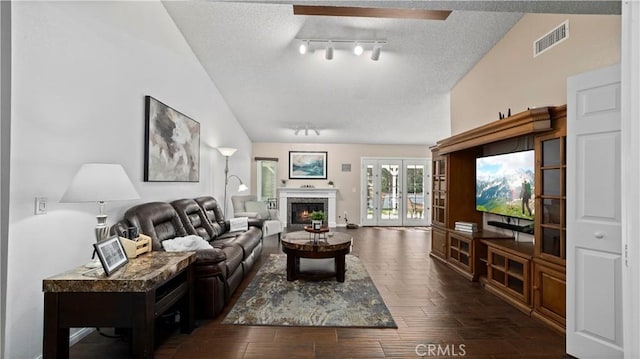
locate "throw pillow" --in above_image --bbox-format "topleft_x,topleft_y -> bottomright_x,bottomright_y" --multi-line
245,200 -> 270,219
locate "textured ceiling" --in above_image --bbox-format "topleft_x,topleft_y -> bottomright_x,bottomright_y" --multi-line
163,1 -> 620,146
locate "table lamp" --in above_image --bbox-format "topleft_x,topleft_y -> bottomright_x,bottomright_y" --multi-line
61,163 -> 140,266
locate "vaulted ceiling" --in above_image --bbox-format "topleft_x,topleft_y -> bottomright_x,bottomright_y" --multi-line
163,1 -> 621,145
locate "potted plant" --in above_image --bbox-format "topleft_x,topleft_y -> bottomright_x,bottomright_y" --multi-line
327,180 -> 334,188
309,210 -> 326,230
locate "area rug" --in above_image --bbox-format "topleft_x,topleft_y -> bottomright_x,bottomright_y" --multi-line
222,254 -> 397,328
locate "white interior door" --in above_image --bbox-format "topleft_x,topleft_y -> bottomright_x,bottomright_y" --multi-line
567,64 -> 623,358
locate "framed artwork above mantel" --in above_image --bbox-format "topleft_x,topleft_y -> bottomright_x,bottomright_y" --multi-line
289,151 -> 327,179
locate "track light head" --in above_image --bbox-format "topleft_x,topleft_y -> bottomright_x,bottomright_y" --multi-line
299,40 -> 308,55
371,45 -> 381,61
325,41 -> 334,60
354,43 -> 363,56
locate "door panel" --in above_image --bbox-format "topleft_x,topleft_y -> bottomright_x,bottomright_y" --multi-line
404,161 -> 430,225
567,64 -> 623,357
378,161 -> 402,226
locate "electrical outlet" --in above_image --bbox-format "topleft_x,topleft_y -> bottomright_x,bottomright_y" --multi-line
35,197 -> 47,215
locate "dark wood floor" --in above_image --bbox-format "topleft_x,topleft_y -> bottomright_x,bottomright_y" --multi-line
70,227 -> 566,358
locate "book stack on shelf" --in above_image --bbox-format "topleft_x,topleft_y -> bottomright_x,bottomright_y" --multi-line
455,221 -> 478,233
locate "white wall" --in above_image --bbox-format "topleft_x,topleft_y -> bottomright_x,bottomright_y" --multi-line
0,1 -> 10,356
451,14 -> 620,134
7,2 -> 251,358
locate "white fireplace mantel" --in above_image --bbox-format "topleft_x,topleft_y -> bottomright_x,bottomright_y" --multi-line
278,187 -> 338,228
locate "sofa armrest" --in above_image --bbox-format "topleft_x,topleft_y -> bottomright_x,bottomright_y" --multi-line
268,209 -> 280,221
194,247 -> 227,265
220,218 -> 263,234
248,218 -> 265,229
234,211 -> 259,218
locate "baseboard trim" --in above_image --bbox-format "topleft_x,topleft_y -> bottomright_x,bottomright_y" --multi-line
35,328 -> 94,359
70,327 -> 95,346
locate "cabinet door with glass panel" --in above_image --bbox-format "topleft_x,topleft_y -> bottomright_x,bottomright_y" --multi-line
535,133 -> 566,265
431,149 -> 447,227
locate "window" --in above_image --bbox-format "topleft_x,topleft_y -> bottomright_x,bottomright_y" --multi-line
256,158 -> 278,201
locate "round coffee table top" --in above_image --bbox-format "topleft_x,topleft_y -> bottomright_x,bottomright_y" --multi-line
281,231 -> 352,252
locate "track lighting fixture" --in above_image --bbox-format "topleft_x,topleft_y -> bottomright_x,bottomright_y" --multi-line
293,124 -> 320,136
297,38 -> 386,61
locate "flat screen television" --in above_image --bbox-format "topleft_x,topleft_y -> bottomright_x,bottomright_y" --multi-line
476,150 -> 535,220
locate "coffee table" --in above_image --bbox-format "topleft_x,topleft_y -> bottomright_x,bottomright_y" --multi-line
281,231 -> 352,282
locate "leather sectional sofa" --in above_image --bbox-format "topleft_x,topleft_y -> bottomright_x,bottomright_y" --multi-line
111,196 -> 263,318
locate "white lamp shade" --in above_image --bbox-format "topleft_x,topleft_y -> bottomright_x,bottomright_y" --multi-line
217,147 -> 237,157
60,163 -> 140,203
238,183 -> 249,192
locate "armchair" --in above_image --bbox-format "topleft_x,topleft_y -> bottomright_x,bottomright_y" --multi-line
231,194 -> 283,240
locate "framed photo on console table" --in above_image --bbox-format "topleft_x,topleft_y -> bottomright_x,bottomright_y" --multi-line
289,151 -> 327,179
144,96 -> 200,182
94,235 -> 129,276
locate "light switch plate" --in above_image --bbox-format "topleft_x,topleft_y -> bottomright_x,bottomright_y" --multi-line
35,197 -> 47,215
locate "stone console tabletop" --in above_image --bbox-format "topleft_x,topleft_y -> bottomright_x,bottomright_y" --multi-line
43,251 -> 196,293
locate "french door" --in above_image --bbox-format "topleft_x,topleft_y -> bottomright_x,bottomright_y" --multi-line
361,158 -> 430,226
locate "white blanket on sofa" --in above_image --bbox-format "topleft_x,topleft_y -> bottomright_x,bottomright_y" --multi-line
162,235 -> 212,252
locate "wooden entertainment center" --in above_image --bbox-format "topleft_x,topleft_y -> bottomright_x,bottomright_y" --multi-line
430,105 -> 566,333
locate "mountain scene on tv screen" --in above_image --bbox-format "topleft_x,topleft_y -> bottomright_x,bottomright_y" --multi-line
476,152 -> 535,220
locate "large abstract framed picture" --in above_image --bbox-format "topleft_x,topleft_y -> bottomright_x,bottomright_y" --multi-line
144,96 -> 200,182
289,151 -> 328,179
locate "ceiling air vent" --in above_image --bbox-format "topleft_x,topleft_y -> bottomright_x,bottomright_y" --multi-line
533,20 -> 569,57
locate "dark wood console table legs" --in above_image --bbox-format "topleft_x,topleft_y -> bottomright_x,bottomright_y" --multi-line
43,255 -> 195,359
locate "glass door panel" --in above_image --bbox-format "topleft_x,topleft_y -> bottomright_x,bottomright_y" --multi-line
379,162 -> 402,225
404,161 -> 430,225
366,164 -> 375,221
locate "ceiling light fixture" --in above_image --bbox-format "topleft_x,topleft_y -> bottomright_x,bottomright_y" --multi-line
297,38 -> 386,61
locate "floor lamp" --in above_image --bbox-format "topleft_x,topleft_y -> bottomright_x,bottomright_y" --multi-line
218,147 -> 249,217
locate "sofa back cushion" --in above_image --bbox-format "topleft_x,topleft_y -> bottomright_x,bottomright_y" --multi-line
171,198 -> 215,241
124,202 -> 187,251
194,196 -> 226,235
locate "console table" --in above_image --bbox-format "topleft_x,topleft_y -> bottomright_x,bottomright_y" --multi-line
42,251 -> 196,358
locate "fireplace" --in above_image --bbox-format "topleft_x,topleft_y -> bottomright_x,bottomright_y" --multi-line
288,198 -> 328,229
278,187 -> 338,228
